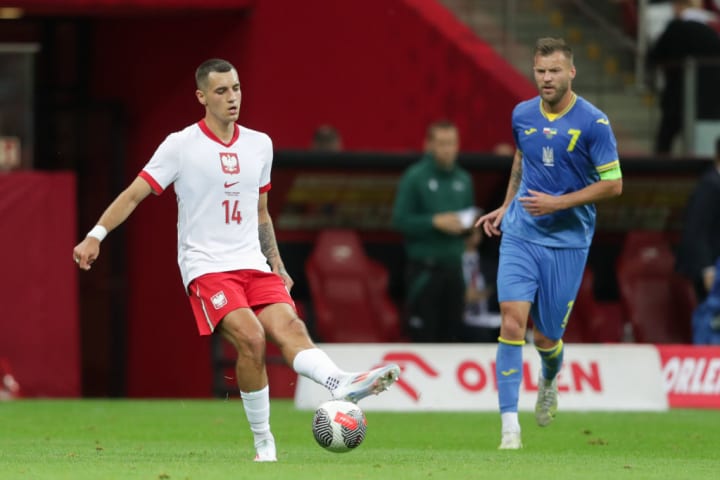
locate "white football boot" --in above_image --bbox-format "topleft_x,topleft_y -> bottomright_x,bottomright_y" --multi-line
535,370 -> 558,427
498,431 -> 523,450
253,435 -> 277,462
332,364 -> 401,403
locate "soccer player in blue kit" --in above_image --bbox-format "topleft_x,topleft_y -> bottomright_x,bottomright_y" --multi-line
475,37 -> 623,449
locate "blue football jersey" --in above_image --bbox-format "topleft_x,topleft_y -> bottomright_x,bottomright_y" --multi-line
502,94 -> 620,248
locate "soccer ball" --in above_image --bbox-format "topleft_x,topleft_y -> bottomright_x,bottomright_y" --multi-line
311,400 -> 367,453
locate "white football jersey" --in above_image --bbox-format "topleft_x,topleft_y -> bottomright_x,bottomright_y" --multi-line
139,120 -> 273,289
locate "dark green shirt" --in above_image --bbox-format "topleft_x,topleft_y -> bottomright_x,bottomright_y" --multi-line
391,154 -> 475,267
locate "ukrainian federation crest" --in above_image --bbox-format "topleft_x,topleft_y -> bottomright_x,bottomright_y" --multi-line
219,152 -> 239,174
211,291 -> 228,310
542,146 -> 554,167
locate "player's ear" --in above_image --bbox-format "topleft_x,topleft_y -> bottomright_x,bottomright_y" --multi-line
195,89 -> 207,106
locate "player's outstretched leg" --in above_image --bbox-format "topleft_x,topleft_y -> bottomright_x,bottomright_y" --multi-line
331,364 -> 402,403
292,348 -> 401,403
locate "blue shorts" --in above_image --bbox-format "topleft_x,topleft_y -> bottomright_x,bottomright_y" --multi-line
497,233 -> 589,340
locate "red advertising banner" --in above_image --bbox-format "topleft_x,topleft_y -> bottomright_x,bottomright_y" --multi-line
658,345 -> 720,409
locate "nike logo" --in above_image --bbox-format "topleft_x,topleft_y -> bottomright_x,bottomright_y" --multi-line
524,128 -> 537,135
596,118 -> 609,125
500,369 -> 518,376
224,181 -> 239,188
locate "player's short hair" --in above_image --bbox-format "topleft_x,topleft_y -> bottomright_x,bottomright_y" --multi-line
426,119 -> 457,141
195,58 -> 235,90
535,37 -> 573,63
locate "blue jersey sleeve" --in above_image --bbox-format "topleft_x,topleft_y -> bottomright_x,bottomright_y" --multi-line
588,117 -> 619,171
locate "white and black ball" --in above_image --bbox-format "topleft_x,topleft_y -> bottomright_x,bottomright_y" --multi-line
311,400 -> 367,453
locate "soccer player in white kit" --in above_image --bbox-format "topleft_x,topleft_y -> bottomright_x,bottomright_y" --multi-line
72,58 -> 401,462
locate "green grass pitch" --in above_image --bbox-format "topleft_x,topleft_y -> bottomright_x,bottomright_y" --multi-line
1,399 -> 719,480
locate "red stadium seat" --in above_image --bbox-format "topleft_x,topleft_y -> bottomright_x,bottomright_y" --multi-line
306,229 -> 402,342
619,230 -> 671,260
615,231 -> 696,343
568,268 -> 625,343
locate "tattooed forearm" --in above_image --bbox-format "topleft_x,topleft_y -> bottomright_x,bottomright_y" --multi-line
258,220 -> 282,269
258,214 -> 292,289
503,150 -> 523,204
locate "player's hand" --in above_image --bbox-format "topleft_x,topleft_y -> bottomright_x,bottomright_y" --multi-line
432,212 -> 466,235
519,189 -> 561,216
72,237 -> 100,271
275,265 -> 294,292
475,206 -> 506,237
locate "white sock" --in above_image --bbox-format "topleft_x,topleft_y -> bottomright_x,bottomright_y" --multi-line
240,385 -> 273,445
501,412 -> 521,433
292,348 -> 344,391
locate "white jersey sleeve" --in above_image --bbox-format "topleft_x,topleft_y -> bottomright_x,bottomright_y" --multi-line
260,136 -> 273,190
140,132 -> 183,194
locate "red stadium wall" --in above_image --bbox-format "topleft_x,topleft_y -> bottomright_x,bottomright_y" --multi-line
239,0 -> 535,151
0,172 -> 80,397
83,0 -> 533,397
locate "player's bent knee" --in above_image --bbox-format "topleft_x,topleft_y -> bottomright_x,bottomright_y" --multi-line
225,326 -> 266,355
500,320 -> 526,341
238,334 -> 266,359
283,315 -> 311,339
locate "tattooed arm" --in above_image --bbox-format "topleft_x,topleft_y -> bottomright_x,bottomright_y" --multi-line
503,149 -> 523,207
258,192 -> 293,290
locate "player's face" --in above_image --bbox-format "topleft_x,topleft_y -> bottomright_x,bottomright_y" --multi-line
533,51 -> 575,110
426,126 -> 459,170
200,69 -> 242,124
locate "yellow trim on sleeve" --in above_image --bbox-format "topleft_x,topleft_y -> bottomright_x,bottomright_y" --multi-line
597,160 -> 622,180
596,159 -> 619,172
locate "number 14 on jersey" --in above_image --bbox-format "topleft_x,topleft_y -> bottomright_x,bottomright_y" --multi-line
222,200 -> 242,224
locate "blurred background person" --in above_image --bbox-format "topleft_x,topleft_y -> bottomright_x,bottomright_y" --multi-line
460,226 -> 501,343
647,0 -> 720,154
691,256 -> 720,344
644,0 -> 720,45
310,124 -> 343,152
392,120 -> 476,343
676,136 -> 720,302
